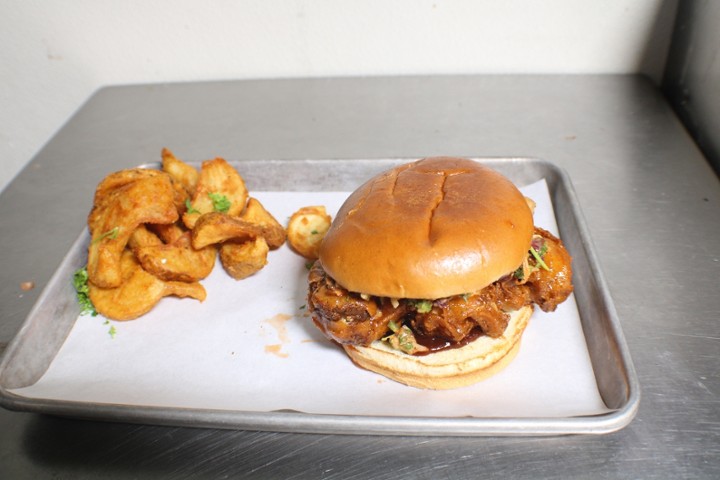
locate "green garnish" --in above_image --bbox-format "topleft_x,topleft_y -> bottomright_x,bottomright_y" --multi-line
396,326 -> 415,352
208,192 -> 231,213
529,246 -> 550,271
108,325 -> 117,339
72,266 -> 97,316
413,300 -> 433,313
383,322 -> 428,354
185,198 -> 200,214
92,226 -> 119,244
299,304 -> 306,310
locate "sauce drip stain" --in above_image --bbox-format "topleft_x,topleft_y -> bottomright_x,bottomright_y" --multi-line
263,313 -> 293,357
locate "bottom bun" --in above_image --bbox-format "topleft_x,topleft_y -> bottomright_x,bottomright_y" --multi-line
343,305 -> 533,390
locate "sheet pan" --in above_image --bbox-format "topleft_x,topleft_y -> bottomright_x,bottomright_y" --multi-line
0,158 -> 639,435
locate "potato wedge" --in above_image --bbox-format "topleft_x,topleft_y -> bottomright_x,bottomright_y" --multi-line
239,197 -> 287,249
87,174 -> 178,288
134,231 -> 216,282
182,158 -> 248,229
162,148 -> 198,196
128,225 -> 163,250
149,222 -> 186,244
89,169 -> 166,229
191,212 -> 264,249
220,237 -> 269,280
89,249 -> 205,321
287,206 -> 332,260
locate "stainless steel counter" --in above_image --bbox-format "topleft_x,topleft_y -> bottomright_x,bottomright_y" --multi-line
1,75 -> 718,478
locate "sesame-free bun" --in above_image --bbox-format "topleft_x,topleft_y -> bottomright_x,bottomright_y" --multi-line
343,305 -> 533,389
319,157 -> 534,299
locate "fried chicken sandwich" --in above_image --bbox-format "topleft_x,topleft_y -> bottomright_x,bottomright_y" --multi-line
307,157 -> 573,389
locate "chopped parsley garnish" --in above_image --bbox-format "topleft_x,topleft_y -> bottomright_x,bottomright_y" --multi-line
72,266 -> 97,316
208,192 -> 231,213
108,325 -> 117,339
91,226 -> 119,244
413,300 -> 433,313
185,198 -> 200,214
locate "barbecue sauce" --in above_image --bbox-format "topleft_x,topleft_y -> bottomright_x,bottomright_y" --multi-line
412,327 -> 485,356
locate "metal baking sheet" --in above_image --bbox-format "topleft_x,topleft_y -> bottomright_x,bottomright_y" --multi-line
0,158 -> 639,436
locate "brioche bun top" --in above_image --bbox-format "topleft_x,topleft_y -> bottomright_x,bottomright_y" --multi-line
319,157 -> 534,299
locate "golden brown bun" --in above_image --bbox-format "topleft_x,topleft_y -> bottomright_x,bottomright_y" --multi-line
343,305 -> 532,389
320,157 -> 534,299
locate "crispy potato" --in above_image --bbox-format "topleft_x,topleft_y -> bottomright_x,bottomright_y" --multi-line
128,225 -> 163,250
89,249 -> 206,321
191,212 -> 264,250
220,237 -> 269,280
182,158 -> 248,229
134,231 -> 216,282
239,197 -> 287,249
162,148 -> 198,196
149,222 -> 186,244
287,206 -> 332,260
87,174 -> 178,288
89,169 -> 166,229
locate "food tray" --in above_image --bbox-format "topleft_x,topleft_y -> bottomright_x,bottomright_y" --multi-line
0,158 -> 639,436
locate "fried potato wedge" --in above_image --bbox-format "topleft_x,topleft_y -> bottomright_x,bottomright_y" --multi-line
149,222 -> 186,244
287,206 -> 332,260
89,249 -> 206,321
191,212 -> 264,249
128,225 -> 163,250
162,148 -> 198,196
220,237 -> 269,280
134,231 -> 217,282
182,158 -> 248,229
89,169 -> 166,228
239,197 -> 287,249
87,174 -> 178,288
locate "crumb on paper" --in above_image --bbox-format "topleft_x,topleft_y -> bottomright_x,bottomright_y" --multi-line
20,281 -> 35,291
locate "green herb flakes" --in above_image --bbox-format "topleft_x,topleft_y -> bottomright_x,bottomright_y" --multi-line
208,192 -> 231,213
413,300 -> 433,313
92,226 -> 119,244
72,266 -> 97,316
185,198 -> 200,214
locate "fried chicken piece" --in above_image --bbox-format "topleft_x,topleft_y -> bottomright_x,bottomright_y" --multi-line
526,227 -> 574,311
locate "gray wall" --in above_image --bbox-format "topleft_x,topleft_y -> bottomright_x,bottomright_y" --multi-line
663,0 -> 720,174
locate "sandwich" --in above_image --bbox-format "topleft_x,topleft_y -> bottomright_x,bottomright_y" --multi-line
307,157 -> 573,389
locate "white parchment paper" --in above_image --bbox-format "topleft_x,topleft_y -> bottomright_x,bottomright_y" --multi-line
12,180 -> 608,418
